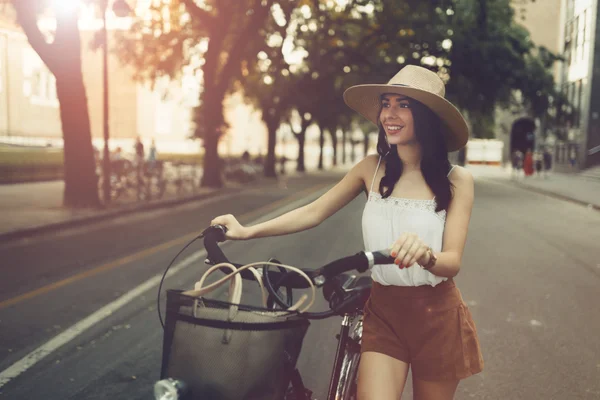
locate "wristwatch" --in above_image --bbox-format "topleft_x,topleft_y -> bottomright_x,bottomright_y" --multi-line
421,247 -> 437,270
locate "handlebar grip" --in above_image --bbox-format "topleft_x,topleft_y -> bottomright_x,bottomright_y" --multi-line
203,227 -> 229,264
203,225 -> 311,285
314,252 -> 369,279
372,249 -> 395,265
314,250 -> 394,280
202,225 -> 257,280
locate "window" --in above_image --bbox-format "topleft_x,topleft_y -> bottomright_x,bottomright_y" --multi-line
22,48 -> 58,107
565,19 -> 573,65
582,10 -> 587,45
577,10 -> 586,61
571,15 -> 580,64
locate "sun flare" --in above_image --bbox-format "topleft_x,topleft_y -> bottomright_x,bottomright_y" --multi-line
50,0 -> 82,16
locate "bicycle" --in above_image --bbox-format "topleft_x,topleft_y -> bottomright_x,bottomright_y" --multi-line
141,160 -> 167,201
153,225 -> 394,400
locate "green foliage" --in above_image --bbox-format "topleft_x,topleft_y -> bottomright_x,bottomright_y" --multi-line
119,0 -> 563,149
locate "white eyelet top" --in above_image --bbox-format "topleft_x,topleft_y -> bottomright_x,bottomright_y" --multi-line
362,156 -> 455,287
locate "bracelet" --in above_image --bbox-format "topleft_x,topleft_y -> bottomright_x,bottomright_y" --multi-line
422,247 -> 437,270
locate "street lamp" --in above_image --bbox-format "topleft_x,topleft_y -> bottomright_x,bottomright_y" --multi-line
101,0 -> 132,205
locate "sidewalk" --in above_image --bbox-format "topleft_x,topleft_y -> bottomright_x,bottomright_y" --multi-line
0,179 -> 229,242
467,164 -> 600,210
4,161 -> 594,243
0,164 -> 352,242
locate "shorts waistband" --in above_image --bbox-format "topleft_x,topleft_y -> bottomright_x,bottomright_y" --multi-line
371,278 -> 456,298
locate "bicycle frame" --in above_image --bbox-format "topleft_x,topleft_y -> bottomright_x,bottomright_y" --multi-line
327,311 -> 363,400
284,311 -> 363,400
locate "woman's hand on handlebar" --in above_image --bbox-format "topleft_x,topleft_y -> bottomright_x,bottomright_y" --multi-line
210,214 -> 250,240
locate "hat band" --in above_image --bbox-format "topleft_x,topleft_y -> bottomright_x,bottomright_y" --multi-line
391,83 -> 410,87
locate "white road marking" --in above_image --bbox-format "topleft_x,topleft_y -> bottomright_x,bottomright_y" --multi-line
0,249 -> 205,387
0,185 -> 329,388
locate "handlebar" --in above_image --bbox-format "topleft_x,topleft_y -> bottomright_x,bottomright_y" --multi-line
203,225 -> 394,286
201,225 -> 395,319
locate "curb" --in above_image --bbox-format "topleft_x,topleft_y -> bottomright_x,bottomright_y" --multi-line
0,189 -> 235,243
0,175 -> 287,243
483,177 -> 600,211
513,182 -> 600,211
0,168 -> 347,243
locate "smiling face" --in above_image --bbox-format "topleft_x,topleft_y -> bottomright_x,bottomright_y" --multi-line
379,93 -> 416,147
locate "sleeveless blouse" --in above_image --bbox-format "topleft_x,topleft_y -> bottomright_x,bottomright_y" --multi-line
362,157 -> 455,287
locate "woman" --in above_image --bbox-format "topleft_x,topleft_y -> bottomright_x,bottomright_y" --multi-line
211,65 -> 484,400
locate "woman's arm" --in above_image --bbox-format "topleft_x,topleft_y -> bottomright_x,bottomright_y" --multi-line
212,155 -> 376,240
426,166 -> 475,278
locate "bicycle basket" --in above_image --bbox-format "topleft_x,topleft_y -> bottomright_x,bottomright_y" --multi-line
160,262 -> 312,400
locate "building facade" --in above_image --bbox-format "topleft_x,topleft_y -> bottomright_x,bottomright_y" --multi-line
557,0 -> 600,169
0,5 -> 269,157
0,4 -> 348,171
495,0 -> 563,164
0,11 -> 63,140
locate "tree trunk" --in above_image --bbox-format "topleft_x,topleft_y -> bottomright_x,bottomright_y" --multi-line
329,128 -> 338,167
55,74 -> 100,207
13,2 -> 99,208
199,92 -> 224,187
318,123 -> 325,170
264,119 -> 278,177
363,134 -> 371,157
198,68 -> 226,187
296,133 -> 306,172
200,131 -> 222,187
197,0 -> 274,187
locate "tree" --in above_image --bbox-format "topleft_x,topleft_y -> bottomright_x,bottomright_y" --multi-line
3,1 -> 100,207
446,0 -> 562,138
116,0 -> 278,188
237,2 -> 300,177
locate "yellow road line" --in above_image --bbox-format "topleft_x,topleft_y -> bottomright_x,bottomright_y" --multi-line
0,182 -> 330,310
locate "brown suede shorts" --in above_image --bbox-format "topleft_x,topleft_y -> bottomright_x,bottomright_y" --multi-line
361,278 -> 484,381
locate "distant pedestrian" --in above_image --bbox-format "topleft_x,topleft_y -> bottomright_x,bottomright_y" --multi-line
148,138 -> 157,166
569,147 -> 577,168
511,150 -> 523,179
543,148 -> 552,178
534,150 -> 543,177
110,147 -> 126,178
280,155 -> 288,175
523,149 -> 534,177
134,136 -> 145,180
135,137 -> 145,163
111,147 -> 123,161
241,150 -> 250,163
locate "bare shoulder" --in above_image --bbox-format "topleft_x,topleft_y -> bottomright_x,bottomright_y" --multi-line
350,153 -> 380,176
448,166 -> 474,207
449,166 -> 474,188
360,153 -> 381,170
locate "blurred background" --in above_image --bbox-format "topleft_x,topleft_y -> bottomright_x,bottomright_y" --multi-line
2,2 -> 600,400
0,0 -> 597,207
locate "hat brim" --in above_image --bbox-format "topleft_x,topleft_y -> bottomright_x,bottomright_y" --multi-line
343,84 -> 469,152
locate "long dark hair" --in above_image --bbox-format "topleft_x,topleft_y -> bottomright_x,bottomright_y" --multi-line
377,97 -> 454,212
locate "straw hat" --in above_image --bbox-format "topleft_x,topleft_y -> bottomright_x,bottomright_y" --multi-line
343,65 -> 469,152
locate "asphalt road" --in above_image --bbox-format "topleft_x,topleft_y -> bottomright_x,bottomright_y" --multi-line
0,171 -> 599,400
